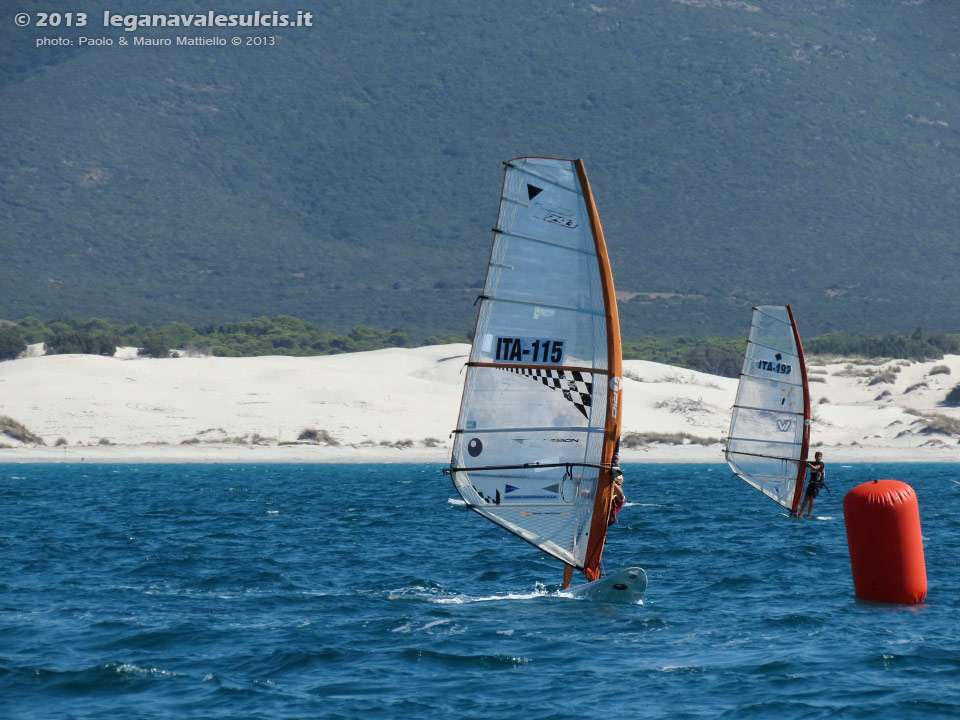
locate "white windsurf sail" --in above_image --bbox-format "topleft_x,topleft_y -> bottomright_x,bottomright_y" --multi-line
447,157 -> 623,585
725,305 -> 811,513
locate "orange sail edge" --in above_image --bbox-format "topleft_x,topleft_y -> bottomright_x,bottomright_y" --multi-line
787,305 -> 811,515
574,159 -> 623,585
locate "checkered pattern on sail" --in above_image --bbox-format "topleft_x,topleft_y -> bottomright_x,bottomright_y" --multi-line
505,367 -> 593,419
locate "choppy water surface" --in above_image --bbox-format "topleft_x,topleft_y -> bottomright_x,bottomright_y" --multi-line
2,462 -> 959,719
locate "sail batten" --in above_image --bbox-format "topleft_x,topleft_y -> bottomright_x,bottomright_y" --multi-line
452,425 -> 607,435
748,339 -> 796,355
728,441 -> 805,452
729,406 -> 805,417
479,295 -> 606,316
725,305 -> 811,513
467,361 -> 611,374
449,157 -> 622,581
493,228 -> 600,255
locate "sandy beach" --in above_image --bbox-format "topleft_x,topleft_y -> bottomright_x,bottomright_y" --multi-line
1,344 -> 959,463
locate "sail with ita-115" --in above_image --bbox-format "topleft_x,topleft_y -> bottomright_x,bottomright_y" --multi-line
445,157 -> 645,602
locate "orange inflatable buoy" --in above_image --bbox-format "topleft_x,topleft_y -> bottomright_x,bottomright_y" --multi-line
843,479 -> 927,604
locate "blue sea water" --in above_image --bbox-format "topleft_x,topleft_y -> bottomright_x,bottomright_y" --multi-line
2,462 -> 959,719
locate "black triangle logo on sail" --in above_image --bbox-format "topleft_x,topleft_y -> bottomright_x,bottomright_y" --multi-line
527,184 -> 543,200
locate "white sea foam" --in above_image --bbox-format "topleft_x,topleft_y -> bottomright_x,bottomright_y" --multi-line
115,663 -> 175,678
432,590 -> 549,604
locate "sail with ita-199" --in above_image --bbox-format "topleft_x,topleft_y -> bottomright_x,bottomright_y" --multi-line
445,157 -> 646,603
725,305 -> 812,514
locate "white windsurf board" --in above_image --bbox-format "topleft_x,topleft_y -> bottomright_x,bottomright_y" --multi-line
565,567 -> 647,604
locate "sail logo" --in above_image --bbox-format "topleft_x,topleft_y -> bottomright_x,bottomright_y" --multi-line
506,483 -> 560,501
532,201 -> 578,229
495,336 -> 565,364
756,353 -> 792,375
544,213 -> 578,229
609,376 -> 621,419
777,419 -> 792,432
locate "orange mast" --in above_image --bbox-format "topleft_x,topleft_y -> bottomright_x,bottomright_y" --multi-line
787,305 -> 811,515
573,159 -> 623,585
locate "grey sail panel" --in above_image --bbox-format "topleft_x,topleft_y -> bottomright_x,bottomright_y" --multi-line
450,158 -> 612,568
725,305 -> 810,511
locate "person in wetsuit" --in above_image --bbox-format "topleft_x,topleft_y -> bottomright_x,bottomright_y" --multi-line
796,451 -> 826,518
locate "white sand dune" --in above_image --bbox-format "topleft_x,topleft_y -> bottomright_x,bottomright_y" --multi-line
1,344 -> 959,463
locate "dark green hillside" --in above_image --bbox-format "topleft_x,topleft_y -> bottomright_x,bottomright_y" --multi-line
2,0 -> 958,340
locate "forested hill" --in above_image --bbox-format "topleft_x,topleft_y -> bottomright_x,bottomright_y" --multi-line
2,0 -> 958,341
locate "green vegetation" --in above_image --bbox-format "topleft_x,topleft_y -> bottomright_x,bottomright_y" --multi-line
806,329 -> 960,362
621,432 -> 717,447
6,316 -> 414,358
2,2 -> 959,340
47,329 -> 120,356
0,416 -> 43,445
945,385 -> 960,407
903,409 -> 960,436
0,324 -> 26,360
296,428 -> 340,446
623,337 -> 745,378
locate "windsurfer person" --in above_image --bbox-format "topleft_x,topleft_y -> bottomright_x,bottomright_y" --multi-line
796,451 -> 826,518
609,470 -> 625,525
